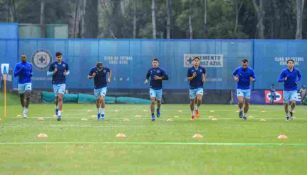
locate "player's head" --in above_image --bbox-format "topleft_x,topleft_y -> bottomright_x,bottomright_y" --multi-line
21,54 -> 27,62
193,57 -> 200,67
287,59 -> 295,69
152,58 -> 159,68
241,59 -> 248,69
55,52 -> 63,62
96,62 -> 103,70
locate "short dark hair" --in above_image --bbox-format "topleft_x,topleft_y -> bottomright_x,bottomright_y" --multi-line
242,59 -> 248,63
287,59 -> 295,64
193,57 -> 200,60
96,62 -> 103,68
56,52 -> 62,57
152,58 -> 159,62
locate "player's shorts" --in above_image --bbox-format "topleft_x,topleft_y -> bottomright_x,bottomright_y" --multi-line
150,88 -> 163,101
53,84 -> 66,96
283,90 -> 298,103
18,83 -> 32,94
189,88 -> 204,100
94,87 -> 107,98
237,89 -> 251,99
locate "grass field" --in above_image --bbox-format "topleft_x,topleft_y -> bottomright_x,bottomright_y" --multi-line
0,93 -> 307,175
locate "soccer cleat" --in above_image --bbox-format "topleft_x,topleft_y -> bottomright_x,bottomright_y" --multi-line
156,109 -> 160,118
101,114 -> 105,121
285,113 -> 291,121
195,110 -> 200,118
239,111 -> 243,118
242,114 -> 247,120
97,113 -> 101,120
55,108 -> 59,116
191,115 -> 195,121
151,114 -> 156,121
289,111 -> 294,120
57,116 -> 61,121
23,109 -> 28,118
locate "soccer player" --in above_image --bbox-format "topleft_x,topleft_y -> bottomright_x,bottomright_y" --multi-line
278,59 -> 301,121
13,54 -> 32,118
232,59 -> 255,120
145,58 -> 168,121
270,83 -> 276,104
47,52 -> 69,121
88,62 -> 111,120
187,57 -> 206,120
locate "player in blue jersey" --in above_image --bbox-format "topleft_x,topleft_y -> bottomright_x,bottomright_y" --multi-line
278,59 -> 302,121
88,62 -> 112,121
47,52 -> 70,121
187,57 -> 206,120
145,58 -> 169,121
13,54 -> 33,118
232,59 -> 256,120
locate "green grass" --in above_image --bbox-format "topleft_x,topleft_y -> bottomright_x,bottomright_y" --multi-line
0,102 -> 307,175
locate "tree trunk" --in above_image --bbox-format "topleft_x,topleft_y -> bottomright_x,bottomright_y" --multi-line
252,0 -> 265,38
40,0 -> 45,37
203,0 -> 208,37
82,0 -> 98,38
133,0 -> 137,38
295,0 -> 305,39
189,0 -> 193,39
166,0 -> 172,39
151,0 -> 157,39
234,0 -> 243,34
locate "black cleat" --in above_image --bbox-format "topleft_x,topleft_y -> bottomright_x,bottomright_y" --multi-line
239,111 -> 243,118
57,116 -> 61,121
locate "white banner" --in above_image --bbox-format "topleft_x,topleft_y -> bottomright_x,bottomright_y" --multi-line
1,63 -> 9,75
184,54 -> 223,68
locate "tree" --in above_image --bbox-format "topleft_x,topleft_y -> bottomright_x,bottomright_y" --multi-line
295,0 -> 305,39
252,0 -> 265,38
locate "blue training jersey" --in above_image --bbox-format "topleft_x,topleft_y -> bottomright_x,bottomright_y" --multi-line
13,62 -> 32,84
232,67 -> 256,90
146,67 -> 168,90
278,68 -> 301,91
89,67 -> 110,89
48,61 -> 69,84
187,66 -> 206,89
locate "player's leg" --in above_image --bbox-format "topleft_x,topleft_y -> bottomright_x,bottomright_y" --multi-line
149,88 -> 157,121
237,89 -> 244,118
289,91 -> 298,119
189,89 -> 196,120
242,89 -> 251,120
18,84 -> 25,117
100,88 -> 107,119
156,89 -> 162,118
53,85 -> 59,116
56,84 -> 66,121
23,83 -> 32,118
195,88 -> 203,118
283,91 -> 290,120
94,88 -> 101,120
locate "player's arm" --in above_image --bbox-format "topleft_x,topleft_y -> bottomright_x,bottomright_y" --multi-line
13,64 -> 22,77
202,67 -> 206,82
296,70 -> 302,82
232,69 -> 239,81
187,70 -> 196,81
29,64 -> 33,77
47,64 -> 56,76
88,69 -> 96,79
107,69 -> 112,82
154,70 -> 168,80
64,64 -> 70,76
250,70 -> 256,81
278,71 -> 286,82
144,70 -> 150,84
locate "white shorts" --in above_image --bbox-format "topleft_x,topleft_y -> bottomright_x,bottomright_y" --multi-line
283,90 -> 298,103
94,87 -> 107,98
18,83 -> 32,94
150,88 -> 163,101
189,88 -> 204,100
53,84 -> 66,96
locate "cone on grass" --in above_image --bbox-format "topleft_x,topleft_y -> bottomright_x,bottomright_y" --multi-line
277,134 -> 288,140
37,133 -> 48,139
116,133 -> 127,138
193,133 -> 203,139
